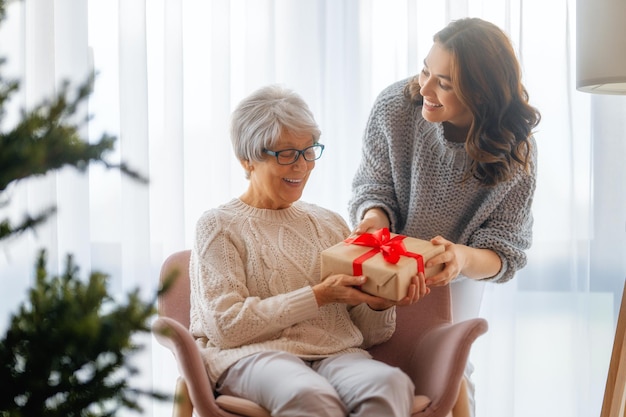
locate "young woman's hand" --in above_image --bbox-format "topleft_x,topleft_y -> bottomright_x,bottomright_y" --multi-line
395,272 -> 430,306
367,272 -> 430,310
425,235 -> 502,286
352,207 -> 390,235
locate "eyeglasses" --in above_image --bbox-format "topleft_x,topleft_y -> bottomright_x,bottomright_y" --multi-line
263,143 -> 325,165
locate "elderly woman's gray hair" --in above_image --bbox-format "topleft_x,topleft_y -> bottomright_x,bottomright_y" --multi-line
230,85 -> 321,169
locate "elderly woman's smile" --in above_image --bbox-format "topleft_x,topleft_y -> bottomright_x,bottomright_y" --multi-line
284,177 -> 304,184
240,130 -> 318,210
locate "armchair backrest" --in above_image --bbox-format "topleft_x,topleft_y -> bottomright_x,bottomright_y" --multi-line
368,284 -> 451,366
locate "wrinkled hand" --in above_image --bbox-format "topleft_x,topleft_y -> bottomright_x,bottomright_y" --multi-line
313,274 -> 374,307
314,272 -> 430,311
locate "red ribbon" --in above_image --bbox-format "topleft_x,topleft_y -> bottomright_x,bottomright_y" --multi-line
344,228 -> 424,276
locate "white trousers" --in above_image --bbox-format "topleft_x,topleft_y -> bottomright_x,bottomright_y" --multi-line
216,350 -> 415,417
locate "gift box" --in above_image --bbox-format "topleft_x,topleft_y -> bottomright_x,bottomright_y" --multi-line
320,228 -> 444,301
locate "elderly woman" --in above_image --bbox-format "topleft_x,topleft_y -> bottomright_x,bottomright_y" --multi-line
189,84 -> 428,417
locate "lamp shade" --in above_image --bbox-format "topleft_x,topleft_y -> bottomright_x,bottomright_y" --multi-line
576,0 -> 626,94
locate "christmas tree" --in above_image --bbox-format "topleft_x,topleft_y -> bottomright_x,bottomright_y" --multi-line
0,0 -> 169,415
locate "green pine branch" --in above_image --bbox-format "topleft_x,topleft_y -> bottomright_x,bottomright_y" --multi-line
0,250 -> 170,417
0,1 -> 174,414
0,74 -> 148,192
0,67 -> 148,242
0,0 -> 147,242
0,206 -> 57,241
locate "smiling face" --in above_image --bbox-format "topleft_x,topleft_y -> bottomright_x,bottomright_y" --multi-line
240,130 -> 316,210
418,42 -> 473,130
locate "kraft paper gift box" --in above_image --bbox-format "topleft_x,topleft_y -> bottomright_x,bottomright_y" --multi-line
320,228 -> 445,301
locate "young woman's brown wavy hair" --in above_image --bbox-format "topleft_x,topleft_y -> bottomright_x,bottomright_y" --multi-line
404,18 -> 541,186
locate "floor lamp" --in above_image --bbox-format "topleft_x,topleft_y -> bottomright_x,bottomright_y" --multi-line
576,0 -> 626,415
599,281 -> 626,417
576,0 -> 626,94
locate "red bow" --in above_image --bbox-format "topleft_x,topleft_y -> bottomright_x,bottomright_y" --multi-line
344,228 -> 424,276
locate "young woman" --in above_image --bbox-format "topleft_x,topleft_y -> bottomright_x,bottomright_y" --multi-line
349,17 -> 541,414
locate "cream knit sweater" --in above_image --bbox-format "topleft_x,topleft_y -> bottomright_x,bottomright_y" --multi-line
190,198 -> 396,386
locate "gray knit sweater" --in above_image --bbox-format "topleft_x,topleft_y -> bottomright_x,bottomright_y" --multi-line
349,78 -> 537,283
190,198 -> 396,386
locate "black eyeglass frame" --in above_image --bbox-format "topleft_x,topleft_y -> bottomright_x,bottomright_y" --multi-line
262,143 -> 325,165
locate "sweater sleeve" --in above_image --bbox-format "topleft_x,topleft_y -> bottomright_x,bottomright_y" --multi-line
189,212 -> 320,349
349,303 -> 396,348
348,82 -> 407,230
468,143 -> 537,283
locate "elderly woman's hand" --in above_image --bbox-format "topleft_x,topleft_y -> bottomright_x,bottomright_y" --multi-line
313,272 -> 430,310
313,274 -> 371,307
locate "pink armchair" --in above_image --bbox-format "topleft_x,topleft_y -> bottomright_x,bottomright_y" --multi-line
152,250 -> 488,417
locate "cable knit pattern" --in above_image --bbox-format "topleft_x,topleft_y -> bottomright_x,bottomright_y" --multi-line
190,198 -> 396,386
349,78 -> 537,283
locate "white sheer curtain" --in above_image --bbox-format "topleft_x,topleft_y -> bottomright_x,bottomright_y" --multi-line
1,1 -> 625,416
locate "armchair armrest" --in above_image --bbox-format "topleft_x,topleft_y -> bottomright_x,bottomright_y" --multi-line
152,317 -> 223,416
406,318 -> 488,416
